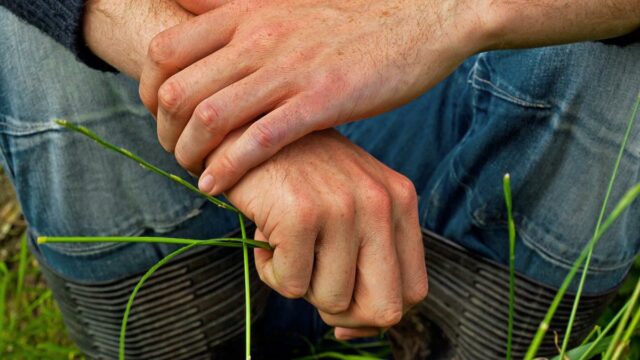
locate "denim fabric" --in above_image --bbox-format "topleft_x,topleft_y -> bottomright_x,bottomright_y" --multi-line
340,43 -> 640,293
1,7 -> 639,297
0,8 -> 240,283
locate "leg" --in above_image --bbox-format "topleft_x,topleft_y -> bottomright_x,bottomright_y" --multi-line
342,41 -> 640,293
0,8 -> 323,359
341,41 -> 640,358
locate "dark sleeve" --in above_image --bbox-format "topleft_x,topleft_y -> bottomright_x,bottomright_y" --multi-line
0,1 -> 115,72
601,28 -> 639,47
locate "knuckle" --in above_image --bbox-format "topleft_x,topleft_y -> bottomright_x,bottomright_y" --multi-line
316,311 -> 338,327
364,182 -> 393,214
174,148 -> 197,173
217,152 -> 238,176
157,80 -> 184,113
314,68 -> 349,95
193,102 -> 222,133
148,31 -> 175,66
246,23 -> 284,48
277,282 -> 308,299
332,193 -> 356,222
249,121 -> 279,151
393,174 -> 418,207
291,197 -> 319,229
317,297 -> 351,315
406,279 -> 429,305
373,305 -> 403,328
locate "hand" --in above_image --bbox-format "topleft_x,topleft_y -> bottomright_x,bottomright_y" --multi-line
221,129 -> 428,339
138,0 -> 486,193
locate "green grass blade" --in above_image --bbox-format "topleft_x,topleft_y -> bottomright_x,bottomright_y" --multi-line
54,119 -> 237,213
119,243 -> 198,360
560,92 -> 639,358
620,296 -> 640,352
595,183 -> 640,240
503,174 -> 516,360
604,276 -> 640,359
25,290 -> 53,314
576,302 -> 630,360
0,262 -> 9,335
525,182 -> 640,360
38,235 -> 272,251
580,325 -> 601,347
239,213 -> 252,360
552,335 -> 614,360
15,233 -> 28,308
528,93 -> 640,360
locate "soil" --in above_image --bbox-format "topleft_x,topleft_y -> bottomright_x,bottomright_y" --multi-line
0,169 -> 26,263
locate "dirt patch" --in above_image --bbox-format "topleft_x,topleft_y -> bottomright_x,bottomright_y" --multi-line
0,169 -> 26,262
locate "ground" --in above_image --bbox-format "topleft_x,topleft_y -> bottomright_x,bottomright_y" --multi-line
0,169 -> 83,359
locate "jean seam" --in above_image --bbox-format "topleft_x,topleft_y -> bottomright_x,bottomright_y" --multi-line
0,104 -> 149,136
453,168 -> 635,273
470,75 -> 552,109
518,216 -> 635,272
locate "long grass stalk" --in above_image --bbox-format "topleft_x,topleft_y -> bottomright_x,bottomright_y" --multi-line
580,325 -> 601,347
620,292 -> 640,349
527,93 -> 640,360
563,93 -> 640,358
38,235 -> 272,250
51,120 -> 264,359
560,92 -> 639,358
15,233 -> 28,308
7,233 -> 30,332
0,262 -> 8,333
119,243 -> 198,360
54,119 -> 236,212
524,182 -> 640,360
576,302 -> 630,360
503,174 -> 516,360
239,213 -> 252,360
605,276 -> 640,359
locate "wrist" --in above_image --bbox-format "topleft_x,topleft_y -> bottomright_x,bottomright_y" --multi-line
418,0 -> 499,61
83,0 -> 192,79
473,0 -> 640,51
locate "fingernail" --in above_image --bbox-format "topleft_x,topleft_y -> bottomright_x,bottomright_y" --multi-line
199,174 -> 215,194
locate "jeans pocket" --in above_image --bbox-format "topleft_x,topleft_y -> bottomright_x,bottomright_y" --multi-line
455,47 -> 640,274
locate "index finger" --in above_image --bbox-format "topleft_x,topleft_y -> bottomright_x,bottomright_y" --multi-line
253,223 -> 316,299
138,7 -> 237,116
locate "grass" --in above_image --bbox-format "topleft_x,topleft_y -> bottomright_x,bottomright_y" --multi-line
524,93 -> 640,360
502,174 -> 516,360
0,234 -> 83,359
1,92 -> 639,359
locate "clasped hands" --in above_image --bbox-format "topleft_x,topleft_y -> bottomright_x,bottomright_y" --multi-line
134,0 -> 482,339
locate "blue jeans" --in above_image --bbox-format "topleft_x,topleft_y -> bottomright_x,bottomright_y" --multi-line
1,5 -> 639,342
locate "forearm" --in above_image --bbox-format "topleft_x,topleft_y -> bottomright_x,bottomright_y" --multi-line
481,0 -> 640,50
83,0 -> 192,79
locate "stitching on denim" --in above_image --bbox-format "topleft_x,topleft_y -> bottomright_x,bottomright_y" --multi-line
448,146 -> 634,272
471,75 -> 551,109
0,104 -> 149,136
518,218 -> 635,272
467,204 -> 636,272
422,173 -> 443,227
